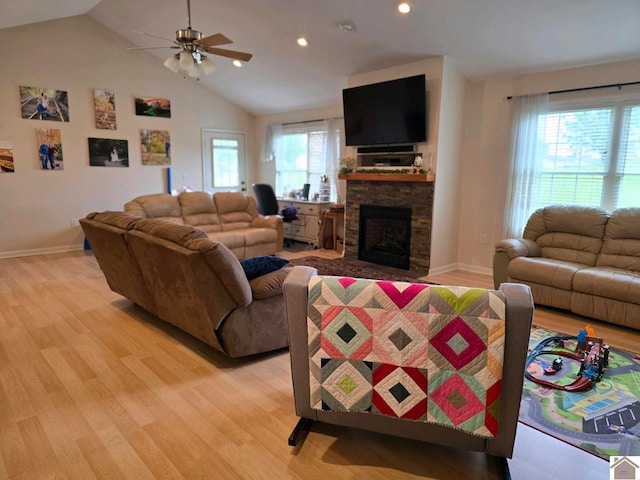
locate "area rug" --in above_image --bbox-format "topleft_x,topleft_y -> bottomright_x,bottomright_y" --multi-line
287,256 -> 429,283
519,327 -> 640,461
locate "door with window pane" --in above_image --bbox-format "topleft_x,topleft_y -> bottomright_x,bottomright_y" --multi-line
202,129 -> 247,193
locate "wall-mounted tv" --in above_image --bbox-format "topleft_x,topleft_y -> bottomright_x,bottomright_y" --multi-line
342,74 -> 427,147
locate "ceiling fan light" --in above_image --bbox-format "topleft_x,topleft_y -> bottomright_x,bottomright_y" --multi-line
179,51 -> 194,70
188,64 -> 200,78
201,57 -> 216,74
232,60 -> 242,68
164,54 -> 180,73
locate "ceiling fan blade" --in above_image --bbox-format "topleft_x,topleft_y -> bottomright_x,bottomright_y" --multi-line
198,33 -> 233,48
127,45 -> 180,51
205,47 -> 253,62
133,30 -> 176,44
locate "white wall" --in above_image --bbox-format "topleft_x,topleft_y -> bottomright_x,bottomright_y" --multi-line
457,57 -> 640,273
0,15 -> 254,257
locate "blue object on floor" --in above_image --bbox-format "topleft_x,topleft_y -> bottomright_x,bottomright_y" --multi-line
84,237 -> 91,250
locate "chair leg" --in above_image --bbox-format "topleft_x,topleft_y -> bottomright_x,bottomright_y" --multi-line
288,418 -> 314,447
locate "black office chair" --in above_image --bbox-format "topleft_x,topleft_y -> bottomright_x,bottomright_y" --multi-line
252,183 -> 293,247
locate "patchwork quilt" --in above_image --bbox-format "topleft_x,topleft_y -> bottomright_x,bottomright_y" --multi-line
307,276 -> 507,437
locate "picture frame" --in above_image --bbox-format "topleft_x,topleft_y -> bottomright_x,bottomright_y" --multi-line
88,138 -> 129,167
36,128 -> 63,170
20,86 -> 70,122
94,89 -> 117,130
134,96 -> 171,118
140,129 -> 171,166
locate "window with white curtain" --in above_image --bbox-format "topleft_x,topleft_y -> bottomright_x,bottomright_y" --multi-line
538,101 -> 640,210
274,120 -> 342,200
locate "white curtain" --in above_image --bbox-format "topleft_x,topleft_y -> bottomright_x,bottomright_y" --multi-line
503,93 -> 549,238
261,123 -> 283,163
322,118 -> 344,201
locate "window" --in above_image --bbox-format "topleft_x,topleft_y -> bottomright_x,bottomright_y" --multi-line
538,101 -> 640,210
274,120 -> 342,200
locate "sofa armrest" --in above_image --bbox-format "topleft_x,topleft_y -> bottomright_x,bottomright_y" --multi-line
251,215 -> 284,250
495,238 -> 541,259
283,266 -> 318,419
493,239 -> 541,288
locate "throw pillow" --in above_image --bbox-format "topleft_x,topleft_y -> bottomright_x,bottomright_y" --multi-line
239,255 -> 290,280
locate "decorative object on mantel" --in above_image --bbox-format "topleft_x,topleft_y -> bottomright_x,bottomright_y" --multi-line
339,156 -> 356,174
127,0 -> 252,79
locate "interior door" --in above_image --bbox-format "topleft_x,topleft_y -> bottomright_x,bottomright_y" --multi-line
202,129 -> 247,193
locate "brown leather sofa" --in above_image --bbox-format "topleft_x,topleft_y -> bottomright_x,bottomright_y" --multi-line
80,210 -> 293,358
124,191 -> 284,259
282,267 -> 533,464
494,205 -> 640,330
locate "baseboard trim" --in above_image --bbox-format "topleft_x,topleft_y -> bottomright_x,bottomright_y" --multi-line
428,263 -> 493,277
0,244 -> 85,259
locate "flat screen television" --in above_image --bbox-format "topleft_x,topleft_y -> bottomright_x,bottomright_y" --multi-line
342,74 -> 427,147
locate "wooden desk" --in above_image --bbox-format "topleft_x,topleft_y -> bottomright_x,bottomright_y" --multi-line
277,199 -> 332,246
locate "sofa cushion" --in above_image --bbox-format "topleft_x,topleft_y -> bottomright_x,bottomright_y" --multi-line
249,267 -> 293,299
597,207 -> 640,273
215,192 -> 254,230
523,205 -> 608,266
573,267 -> 640,304
239,255 -> 289,280
235,228 -> 278,247
178,191 -> 222,233
508,257 -> 586,290
89,211 -> 140,230
134,218 -> 207,247
124,193 -> 184,224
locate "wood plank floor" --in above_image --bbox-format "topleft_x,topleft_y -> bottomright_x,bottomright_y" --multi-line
1,249 -> 636,479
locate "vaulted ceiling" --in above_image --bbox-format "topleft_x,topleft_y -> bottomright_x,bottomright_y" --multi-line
3,0 -> 640,115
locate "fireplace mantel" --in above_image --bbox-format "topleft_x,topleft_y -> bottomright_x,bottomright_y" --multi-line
338,173 -> 434,182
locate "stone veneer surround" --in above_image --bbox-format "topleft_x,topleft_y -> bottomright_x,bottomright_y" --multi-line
344,180 -> 434,274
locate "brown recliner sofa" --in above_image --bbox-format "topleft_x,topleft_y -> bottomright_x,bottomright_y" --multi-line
124,191 -> 284,259
282,267 -> 533,467
80,210 -> 293,358
494,205 -> 640,330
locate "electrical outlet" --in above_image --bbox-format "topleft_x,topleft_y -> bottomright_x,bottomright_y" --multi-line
479,234 -> 487,244
70,219 -> 79,227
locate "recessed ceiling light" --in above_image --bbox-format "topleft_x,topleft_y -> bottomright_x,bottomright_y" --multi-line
232,60 -> 242,67
338,20 -> 356,33
297,37 -> 308,47
397,2 -> 412,14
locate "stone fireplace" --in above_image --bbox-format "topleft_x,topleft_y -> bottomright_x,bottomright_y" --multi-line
358,204 -> 412,270
342,175 -> 434,274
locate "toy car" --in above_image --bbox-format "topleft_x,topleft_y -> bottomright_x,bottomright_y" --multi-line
544,357 -> 563,375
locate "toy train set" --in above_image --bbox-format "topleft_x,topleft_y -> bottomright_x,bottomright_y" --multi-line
525,326 -> 610,392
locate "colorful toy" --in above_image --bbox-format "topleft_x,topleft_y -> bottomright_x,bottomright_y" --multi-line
525,326 -> 609,391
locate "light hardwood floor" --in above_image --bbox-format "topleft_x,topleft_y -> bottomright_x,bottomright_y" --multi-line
1,250 -> 635,479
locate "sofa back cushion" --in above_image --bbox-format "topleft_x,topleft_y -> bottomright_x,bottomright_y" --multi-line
597,208 -> 640,272
214,192 -> 255,231
124,193 -> 184,224
80,211 -> 156,314
178,191 -> 222,233
523,205 -> 609,265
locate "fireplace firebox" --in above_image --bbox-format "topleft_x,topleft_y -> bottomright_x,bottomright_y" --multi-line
358,204 -> 412,270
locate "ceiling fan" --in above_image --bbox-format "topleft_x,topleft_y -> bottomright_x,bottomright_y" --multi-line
128,0 -> 253,77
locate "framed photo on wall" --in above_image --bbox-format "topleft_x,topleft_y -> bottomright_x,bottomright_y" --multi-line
88,138 -> 129,167
0,141 -> 14,173
94,89 -> 116,130
140,129 -> 171,166
19,86 -> 69,122
134,96 -> 171,118
36,128 -> 63,170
